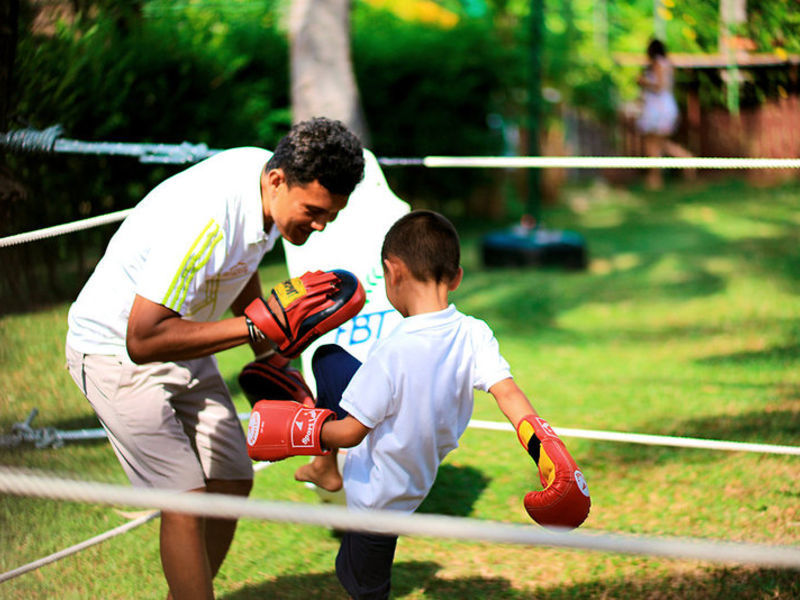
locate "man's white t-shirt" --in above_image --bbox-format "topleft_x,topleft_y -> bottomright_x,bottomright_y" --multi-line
340,304 -> 512,513
67,147 -> 279,360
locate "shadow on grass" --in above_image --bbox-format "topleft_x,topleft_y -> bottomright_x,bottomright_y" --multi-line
534,567 -> 800,600
219,569 -> 349,600
219,560 -> 517,600
393,561 -> 519,599
221,562 -> 799,599
677,408 -> 800,448
418,464 -> 489,517
697,343 -> 800,367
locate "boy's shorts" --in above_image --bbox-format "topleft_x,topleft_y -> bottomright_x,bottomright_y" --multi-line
312,345 -> 397,598
311,344 -> 361,419
336,531 -> 397,600
65,344 -> 253,491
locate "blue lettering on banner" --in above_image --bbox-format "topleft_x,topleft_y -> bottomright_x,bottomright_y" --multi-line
334,309 -> 396,346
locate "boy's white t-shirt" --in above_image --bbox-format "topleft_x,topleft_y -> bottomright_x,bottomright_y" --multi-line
340,304 -> 512,513
67,147 -> 279,359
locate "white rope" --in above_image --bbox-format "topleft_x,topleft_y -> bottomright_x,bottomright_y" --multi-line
4,154 -> 799,249
422,156 -> 800,169
13,412 -> 798,457
0,461 -> 273,583
1,467 -> 799,569
0,511 -> 159,583
0,209 -> 132,248
469,420 -> 800,456
4,127 -> 799,170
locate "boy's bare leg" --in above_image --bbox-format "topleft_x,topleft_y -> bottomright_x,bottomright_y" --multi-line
294,452 -> 343,492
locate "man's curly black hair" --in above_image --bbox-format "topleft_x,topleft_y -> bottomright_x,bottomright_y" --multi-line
266,117 -> 365,196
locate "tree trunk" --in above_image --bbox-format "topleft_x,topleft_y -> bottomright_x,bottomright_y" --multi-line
289,0 -> 370,145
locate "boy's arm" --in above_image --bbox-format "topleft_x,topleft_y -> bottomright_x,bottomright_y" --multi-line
321,415 -> 370,450
247,402 -> 369,462
489,377 -> 591,530
489,377 -> 538,428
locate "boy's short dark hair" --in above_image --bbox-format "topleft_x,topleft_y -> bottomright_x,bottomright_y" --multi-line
266,117 -> 365,196
381,210 -> 461,283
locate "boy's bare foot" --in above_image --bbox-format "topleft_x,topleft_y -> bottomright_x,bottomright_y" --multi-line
294,460 -> 343,492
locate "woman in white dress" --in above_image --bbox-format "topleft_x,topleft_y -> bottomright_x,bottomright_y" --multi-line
637,39 -> 694,189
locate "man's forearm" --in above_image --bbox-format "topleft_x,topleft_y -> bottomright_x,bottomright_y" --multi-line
127,314 -> 250,363
126,294 -> 251,363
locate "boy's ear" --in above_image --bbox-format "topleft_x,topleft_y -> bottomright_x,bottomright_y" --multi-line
382,256 -> 403,286
448,267 -> 463,292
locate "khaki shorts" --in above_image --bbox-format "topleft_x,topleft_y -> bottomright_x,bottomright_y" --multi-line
66,344 -> 253,491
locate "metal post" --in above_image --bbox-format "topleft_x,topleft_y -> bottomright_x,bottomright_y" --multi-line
527,0 -> 544,223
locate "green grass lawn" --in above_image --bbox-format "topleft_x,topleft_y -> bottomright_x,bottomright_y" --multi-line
1,177 -> 799,598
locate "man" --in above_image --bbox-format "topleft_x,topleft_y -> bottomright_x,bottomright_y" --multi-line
65,117 -> 364,600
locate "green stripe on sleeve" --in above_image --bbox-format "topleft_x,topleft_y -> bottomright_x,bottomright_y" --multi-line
162,219 -> 222,312
173,228 -> 223,312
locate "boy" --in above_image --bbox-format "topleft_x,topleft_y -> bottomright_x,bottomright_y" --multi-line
249,210 -> 590,599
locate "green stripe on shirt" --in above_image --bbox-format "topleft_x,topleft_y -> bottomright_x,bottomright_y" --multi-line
163,219 -> 223,312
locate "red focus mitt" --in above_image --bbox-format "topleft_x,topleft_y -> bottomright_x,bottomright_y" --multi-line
238,353 -> 315,408
246,400 -> 335,462
244,269 -> 365,359
517,415 -> 591,529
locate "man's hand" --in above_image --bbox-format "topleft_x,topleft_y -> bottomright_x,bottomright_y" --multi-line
244,269 -> 365,359
238,354 -> 315,408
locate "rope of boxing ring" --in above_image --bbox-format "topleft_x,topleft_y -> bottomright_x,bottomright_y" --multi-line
0,413 -> 800,583
2,131 -> 799,582
2,126 -> 800,248
1,466 -> 800,576
3,157 -> 800,248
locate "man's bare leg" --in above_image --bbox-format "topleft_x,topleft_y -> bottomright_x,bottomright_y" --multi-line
161,495 -> 214,600
294,452 -> 343,492
204,479 -> 253,577
161,479 -> 252,600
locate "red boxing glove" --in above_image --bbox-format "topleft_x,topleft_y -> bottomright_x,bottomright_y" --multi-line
517,415 -> 591,529
238,353 -> 315,408
244,269 -> 366,359
246,400 -> 335,462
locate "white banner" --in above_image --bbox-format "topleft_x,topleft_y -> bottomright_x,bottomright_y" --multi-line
283,149 -> 410,393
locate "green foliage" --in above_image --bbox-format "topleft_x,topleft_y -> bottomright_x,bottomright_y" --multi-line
14,4 -> 290,146
748,1 -> 800,53
3,3 -> 291,312
5,0 -> 800,313
605,0 -> 800,107
352,5 -> 511,208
